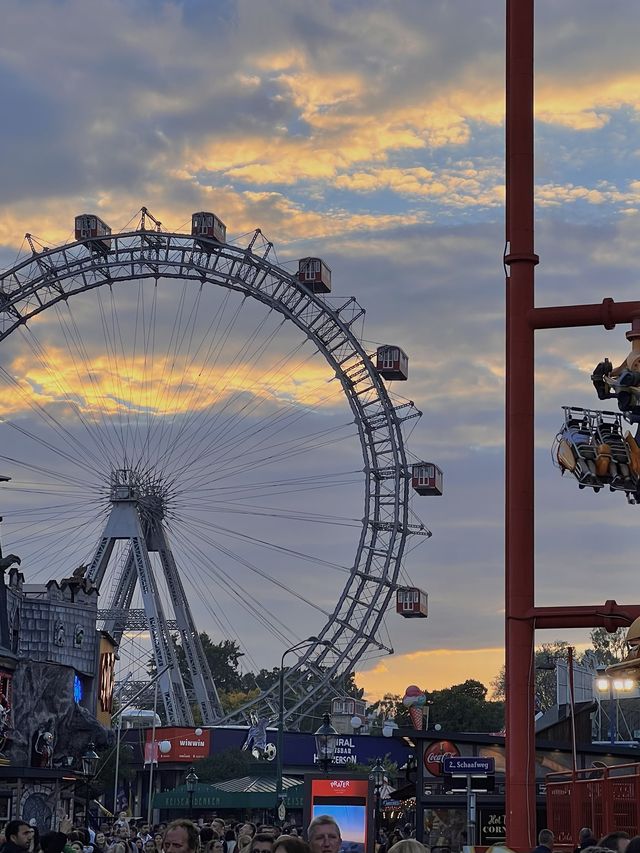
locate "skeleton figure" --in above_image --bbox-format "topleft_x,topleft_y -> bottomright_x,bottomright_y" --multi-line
35,730 -> 54,768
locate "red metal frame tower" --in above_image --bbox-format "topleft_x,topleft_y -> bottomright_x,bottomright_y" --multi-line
505,1 -> 640,848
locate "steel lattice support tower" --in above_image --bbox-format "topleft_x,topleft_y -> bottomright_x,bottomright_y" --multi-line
87,469 -> 223,725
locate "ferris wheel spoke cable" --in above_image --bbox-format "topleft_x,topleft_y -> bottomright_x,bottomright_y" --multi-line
141,282 -> 206,468
171,514 -> 337,615
0,346 -> 107,479
195,345 -> 340,470
157,308 -> 297,481
24,314 -> 119,471
175,537 -> 272,675
0,408 -> 104,482
151,290 -> 323,483
53,301 -> 124,467
174,499 -> 361,527
175,510 -> 350,576
138,289 -> 246,479
170,525 -> 296,649
94,287 -> 133,461
185,429 -> 359,494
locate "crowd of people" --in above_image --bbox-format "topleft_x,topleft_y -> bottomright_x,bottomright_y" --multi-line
0,814 -> 424,853
533,827 -> 640,853
7,813 -> 640,853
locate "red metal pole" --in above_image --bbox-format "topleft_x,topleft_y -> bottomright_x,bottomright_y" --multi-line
505,0 -> 538,848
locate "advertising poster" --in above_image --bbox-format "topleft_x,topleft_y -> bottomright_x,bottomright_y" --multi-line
304,776 -> 373,853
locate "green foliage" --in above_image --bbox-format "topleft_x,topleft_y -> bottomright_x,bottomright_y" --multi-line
193,747 -> 254,783
367,682 -> 504,733
589,627 -> 628,665
429,680 -> 503,732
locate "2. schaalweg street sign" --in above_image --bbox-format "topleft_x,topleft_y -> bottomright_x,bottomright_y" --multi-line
443,756 -> 495,775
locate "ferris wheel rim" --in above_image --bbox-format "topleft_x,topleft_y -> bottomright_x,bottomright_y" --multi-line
0,226 -> 419,720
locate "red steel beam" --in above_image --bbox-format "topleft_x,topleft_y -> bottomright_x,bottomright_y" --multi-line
505,0 -> 537,847
529,601 -> 640,631
530,299 -> 640,330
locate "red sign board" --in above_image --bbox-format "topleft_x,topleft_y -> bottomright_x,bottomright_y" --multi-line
145,727 -> 210,762
423,740 -> 460,776
307,776 -> 372,853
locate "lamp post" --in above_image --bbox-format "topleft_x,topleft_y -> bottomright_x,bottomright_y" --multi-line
275,637 -> 334,822
596,674 -> 634,743
81,742 -> 99,832
371,758 -> 385,844
185,766 -> 198,815
314,713 -> 338,775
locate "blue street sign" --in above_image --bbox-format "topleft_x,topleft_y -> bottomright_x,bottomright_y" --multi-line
443,756 -> 495,775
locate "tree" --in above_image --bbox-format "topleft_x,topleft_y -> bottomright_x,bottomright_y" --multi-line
429,680 -> 504,732
193,747 -> 253,783
589,627 -> 628,665
491,641 -> 573,711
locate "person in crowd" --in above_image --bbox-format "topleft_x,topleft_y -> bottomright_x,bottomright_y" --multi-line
531,830 -> 554,853
307,817 -> 341,853
238,828 -> 256,843
223,831 -> 236,853
625,838 -> 640,853
576,829 -> 598,853
163,822 -> 199,853
236,837 -> 251,853
153,834 -> 163,853
249,836 -> 274,853
2,822 -> 35,853
94,833 -> 107,853
599,834 -> 631,853
272,836 -> 310,853
40,832 -> 69,853
137,831 -> 151,847
143,841 -> 156,853
204,840 -> 224,853
388,842 -> 426,853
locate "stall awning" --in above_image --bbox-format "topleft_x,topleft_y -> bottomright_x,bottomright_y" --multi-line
153,776 -> 304,810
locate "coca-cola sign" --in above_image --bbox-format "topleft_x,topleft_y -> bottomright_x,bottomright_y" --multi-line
423,740 -> 460,776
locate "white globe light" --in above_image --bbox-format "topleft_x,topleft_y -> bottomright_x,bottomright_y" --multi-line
194,727 -> 203,736
350,716 -> 362,729
382,721 -> 397,738
158,740 -> 172,754
434,723 -> 442,731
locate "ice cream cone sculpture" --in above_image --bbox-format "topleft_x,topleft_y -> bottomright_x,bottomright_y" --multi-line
403,684 -> 427,730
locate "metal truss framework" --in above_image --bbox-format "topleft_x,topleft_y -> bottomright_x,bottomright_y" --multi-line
0,226 -> 425,724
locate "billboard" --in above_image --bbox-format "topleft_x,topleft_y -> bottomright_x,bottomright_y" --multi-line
145,727 -> 210,762
304,776 -> 373,853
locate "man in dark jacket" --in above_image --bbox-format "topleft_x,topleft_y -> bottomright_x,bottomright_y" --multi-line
1,821 -> 35,853
531,829 -> 554,853
574,828 -> 597,853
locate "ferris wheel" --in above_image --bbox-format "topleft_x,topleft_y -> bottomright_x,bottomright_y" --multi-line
0,207 -> 436,726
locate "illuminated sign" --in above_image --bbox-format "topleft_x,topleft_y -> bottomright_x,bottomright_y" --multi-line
306,777 -> 373,853
423,740 -> 460,777
73,674 -> 83,703
98,651 -> 115,713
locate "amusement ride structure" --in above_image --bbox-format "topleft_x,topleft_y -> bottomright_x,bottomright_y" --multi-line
0,208 -> 439,728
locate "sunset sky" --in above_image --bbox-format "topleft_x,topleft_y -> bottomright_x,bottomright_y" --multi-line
2,0 -> 640,708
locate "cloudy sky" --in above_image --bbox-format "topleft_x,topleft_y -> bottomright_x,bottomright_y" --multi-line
2,0 -> 640,706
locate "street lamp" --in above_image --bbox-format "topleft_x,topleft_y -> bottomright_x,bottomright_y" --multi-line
596,673 -> 635,743
275,636 -> 334,821
81,743 -> 99,831
185,766 -> 198,815
315,713 -> 338,775
371,758 -> 385,844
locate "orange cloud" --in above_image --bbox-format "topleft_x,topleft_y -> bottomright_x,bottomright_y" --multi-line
356,647 -> 505,702
2,346 -> 343,419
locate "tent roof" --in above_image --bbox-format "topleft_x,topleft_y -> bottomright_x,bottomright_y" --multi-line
152,776 -> 304,810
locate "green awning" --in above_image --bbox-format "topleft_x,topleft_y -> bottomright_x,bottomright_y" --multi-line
153,776 -> 304,810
